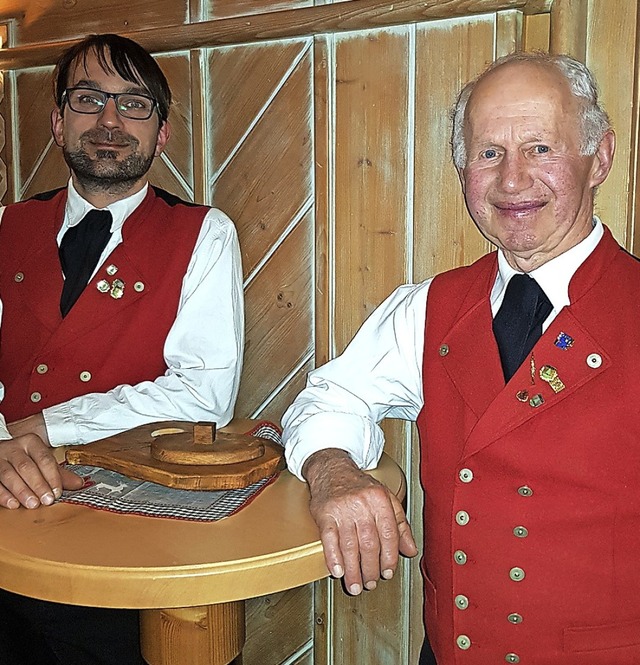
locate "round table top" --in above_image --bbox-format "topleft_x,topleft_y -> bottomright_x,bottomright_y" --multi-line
0,426 -> 405,609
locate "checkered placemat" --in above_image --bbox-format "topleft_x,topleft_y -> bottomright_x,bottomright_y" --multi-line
59,422 -> 282,522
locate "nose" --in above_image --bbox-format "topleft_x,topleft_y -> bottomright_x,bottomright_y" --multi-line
497,152 -> 533,193
97,97 -> 123,128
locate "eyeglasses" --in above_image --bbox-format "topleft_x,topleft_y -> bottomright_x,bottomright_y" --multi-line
62,87 -> 158,120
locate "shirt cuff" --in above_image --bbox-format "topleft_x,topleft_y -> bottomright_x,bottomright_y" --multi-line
42,403 -> 80,447
283,411 -> 382,481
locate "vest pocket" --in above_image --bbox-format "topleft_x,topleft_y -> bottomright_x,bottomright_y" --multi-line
564,618 -> 640,652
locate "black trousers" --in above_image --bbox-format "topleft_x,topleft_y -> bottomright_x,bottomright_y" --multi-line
0,589 -> 145,665
419,636 -> 438,665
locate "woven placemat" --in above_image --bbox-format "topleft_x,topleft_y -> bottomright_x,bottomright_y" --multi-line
59,422 -> 282,522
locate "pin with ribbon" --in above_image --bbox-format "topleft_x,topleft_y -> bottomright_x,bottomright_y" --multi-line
540,365 -> 565,393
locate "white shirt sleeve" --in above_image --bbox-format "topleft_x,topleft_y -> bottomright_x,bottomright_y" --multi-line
282,279 -> 431,479
42,208 -> 244,447
0,298 -> 10,441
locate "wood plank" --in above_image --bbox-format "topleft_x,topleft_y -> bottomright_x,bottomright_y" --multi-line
243,585 -> 313,665
523,10 -> 550,51
549,0 -> 587,59
211,44 -> 313,279
329,25 -> 411,663
585,0 -> 638,248
207,0 -> 313,20
236,212 -> 314,418
156,53 -> 194,197
14,69 -> 55,194
333,27 -> 411,350
208,40 -> 309,172
13,0 -> 190,47
496,9 -> 523,55
413,16 -> 495,282
0,0 -> 553,70
251,357 -> 313,423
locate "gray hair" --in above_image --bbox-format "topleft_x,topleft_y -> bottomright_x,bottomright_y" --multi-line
451,52 -> 611,169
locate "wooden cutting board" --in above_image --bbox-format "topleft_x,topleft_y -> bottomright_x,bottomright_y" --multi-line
65,421 -> 285,490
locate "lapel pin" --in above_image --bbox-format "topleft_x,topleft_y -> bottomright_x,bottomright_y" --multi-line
540,365 -> 565,394
110,278 -> 125,299
554,332 -> 574,350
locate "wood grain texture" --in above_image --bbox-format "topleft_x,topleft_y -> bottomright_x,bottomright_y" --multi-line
413,16 -> 495,282
333,27 -> 410,351
140,602 -> 244,665
549,0 -> 587,59
243,585 -> 313,665
237,212 -> 314,418
207,0 -> 313,20
156,53 -> 195,197
0,0 -> 554,70
210,43 -> 313,278
523,10 -> 550,51
14,0 -> 190,47
585,0 -> 638,248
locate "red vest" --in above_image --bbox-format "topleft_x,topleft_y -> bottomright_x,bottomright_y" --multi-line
0,187 -> 206,422
418,227 -> 640,664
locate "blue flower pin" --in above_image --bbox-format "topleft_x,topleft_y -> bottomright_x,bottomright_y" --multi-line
554,332 -> 574,350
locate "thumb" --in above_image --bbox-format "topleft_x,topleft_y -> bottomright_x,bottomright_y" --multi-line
59,465 -> 84,490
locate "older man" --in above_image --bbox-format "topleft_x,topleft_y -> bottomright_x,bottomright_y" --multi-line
0,34 -> 243,665
282,52 -> 636,664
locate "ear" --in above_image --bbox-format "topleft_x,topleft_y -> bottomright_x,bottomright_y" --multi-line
589,129 -> 616,188
154,120 -> 171,157
51,108 -> 65,147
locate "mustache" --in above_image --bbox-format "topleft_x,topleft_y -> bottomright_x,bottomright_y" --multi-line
80,129 -> 139,148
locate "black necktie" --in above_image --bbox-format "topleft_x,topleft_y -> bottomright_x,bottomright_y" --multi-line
492,273 -> 553,382
59,209 -> 112,317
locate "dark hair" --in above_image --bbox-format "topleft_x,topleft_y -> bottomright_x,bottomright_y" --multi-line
53,33 -> 171,123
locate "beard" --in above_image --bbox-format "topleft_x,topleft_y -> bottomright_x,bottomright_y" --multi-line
63,128 -> 155,195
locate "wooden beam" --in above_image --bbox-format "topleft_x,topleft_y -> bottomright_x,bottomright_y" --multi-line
549,0 -> 588,59
0,0 -> 552,71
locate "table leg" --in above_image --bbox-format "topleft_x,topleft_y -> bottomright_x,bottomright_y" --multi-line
140,601 -> 245,665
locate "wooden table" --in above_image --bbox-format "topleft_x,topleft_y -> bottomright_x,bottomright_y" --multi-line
0,421 -> 406,665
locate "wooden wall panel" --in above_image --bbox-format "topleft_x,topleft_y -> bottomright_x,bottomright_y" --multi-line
209,42 -> 313,278
585,0 -> 638,246
156,53 -> 195,198
208,41 -> 309,179
237,212 -> 314,420
13,0 -> 190,46
243,585 -> 313,665
207,0 -> 313,20
413,16 -> 495,282
333,27 -> 411,350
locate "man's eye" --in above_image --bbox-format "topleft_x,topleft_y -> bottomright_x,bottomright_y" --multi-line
77,94 -> 102,105
533,145 -> 550,154
120,96 -> 151,110
481,149 -> 498,159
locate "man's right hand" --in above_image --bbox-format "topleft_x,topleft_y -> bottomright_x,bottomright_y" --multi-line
0,434 -> 83,509
302,448 -> 418,596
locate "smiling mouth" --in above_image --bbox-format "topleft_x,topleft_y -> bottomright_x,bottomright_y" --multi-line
494,201 -> 547,216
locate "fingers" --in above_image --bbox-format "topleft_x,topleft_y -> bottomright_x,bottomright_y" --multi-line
0,435 -> 66,509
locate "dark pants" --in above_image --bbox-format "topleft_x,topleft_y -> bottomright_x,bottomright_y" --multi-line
0,589 -> 145,665
419,636 -> 438,665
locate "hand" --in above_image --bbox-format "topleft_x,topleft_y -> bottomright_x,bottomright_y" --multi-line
0,428 -> 83,510
303,448 -> 418,596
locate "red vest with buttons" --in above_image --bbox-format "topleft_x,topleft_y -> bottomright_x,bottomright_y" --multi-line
0,186 -> 206,422
417,227 -> 640,665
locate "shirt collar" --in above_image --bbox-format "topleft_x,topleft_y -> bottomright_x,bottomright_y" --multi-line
492,217 -> 604,316
63,178 -> 149,236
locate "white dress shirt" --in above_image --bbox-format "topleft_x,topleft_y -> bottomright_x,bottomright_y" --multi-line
282,219 -> 604,479
0,180 -> 244,447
